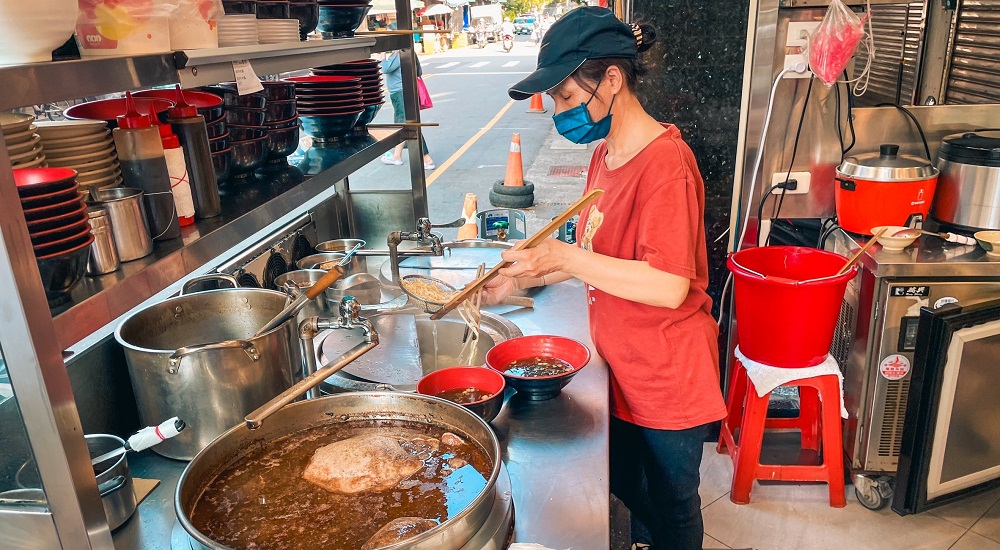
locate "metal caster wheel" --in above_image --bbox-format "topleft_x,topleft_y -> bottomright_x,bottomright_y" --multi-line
855,475 -> 893,511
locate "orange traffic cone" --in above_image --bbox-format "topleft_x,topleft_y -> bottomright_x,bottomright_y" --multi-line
457,193 -> 479,240
503,133 -> 524,187
527,93 -> 547,113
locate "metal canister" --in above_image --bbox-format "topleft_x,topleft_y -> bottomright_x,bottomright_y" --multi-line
86,207 -> 121,275
89,188 -> 154,262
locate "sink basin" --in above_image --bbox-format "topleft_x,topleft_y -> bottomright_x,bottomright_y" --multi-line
317,310 -> 522,393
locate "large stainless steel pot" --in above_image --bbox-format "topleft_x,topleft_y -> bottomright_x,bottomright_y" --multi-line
115,276 -> 301,460
175,392 -> 502,550
932,131 -> 1000,231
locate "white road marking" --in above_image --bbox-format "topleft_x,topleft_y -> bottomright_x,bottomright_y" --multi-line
428,72 -> 531,76
502,61 -> 519,67
469,61 -> 490,68
437,62 -> 460,69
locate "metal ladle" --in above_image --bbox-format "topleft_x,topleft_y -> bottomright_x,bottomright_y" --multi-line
254,243 -> 362,337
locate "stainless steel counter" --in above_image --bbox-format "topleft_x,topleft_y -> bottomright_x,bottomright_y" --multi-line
111,279 -> 610,549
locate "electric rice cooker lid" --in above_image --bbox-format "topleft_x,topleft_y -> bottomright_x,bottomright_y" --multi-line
938,131 -> 1000,167
838,144 -> 938,182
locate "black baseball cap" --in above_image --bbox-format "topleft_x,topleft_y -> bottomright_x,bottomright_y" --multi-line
508,7 -> 638,100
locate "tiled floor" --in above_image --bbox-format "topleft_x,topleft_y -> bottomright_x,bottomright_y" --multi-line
698,443 -> 1000,550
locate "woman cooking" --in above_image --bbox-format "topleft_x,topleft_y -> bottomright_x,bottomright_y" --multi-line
483,7 -> 726,550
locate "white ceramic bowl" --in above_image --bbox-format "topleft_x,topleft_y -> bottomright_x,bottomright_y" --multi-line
43,137 -> 114,158
53,155 -> 117,172
35,120 -> 109,140
77,164 -> 119,181
3,126 -> 38,146
9,144 -> 44,164
14,154 -> 46,168
974,231 -> 1000,257
871,225 -> 918,252
0,0 -> 79,65
6,134 -> 41,155
0,112 -> 35,134
44,146 -> 115,166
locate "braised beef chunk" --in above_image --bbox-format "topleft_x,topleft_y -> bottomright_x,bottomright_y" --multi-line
441,432 -> 465,447
361,517 -> 438,550
302,434 -> 422,494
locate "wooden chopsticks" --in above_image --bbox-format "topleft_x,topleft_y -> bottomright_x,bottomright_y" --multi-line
429,188 -> 604,320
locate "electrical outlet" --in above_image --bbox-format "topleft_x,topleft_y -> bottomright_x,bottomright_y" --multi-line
786,21 -> 820,48
771,171 -> 811,195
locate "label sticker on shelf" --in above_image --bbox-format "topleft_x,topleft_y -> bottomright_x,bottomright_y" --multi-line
879,354 -> 911,381
232,60 -> 264,95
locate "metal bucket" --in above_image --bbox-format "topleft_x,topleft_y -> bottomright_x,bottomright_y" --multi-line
87,434 -> 137,531
175,392 -> 502,550
115,279 -> 301,460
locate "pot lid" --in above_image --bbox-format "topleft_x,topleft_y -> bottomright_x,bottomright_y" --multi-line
939,131 -> 1000,167
838,144 -> 938,181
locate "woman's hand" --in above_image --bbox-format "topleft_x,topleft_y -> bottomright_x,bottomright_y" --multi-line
499,238 -> 575,279
481,274 -> 519,306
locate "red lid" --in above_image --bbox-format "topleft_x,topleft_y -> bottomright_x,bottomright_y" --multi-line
166,85 -> 199,118
117,92 -> 153,129
155,119 -> 181,149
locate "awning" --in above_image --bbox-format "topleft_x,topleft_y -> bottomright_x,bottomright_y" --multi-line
371,0 -> 425,10
443,0 -> 468,6
422,3 -> 453,16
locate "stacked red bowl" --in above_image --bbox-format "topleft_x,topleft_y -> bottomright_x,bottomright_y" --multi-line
311,59 -> 384,133
287,75 -> 363,140
15,167 -> 94,305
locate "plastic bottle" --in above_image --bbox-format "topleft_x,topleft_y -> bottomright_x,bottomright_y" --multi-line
157,122 -> 195,227
112,92 -> 181,241
166,86 -> 222,219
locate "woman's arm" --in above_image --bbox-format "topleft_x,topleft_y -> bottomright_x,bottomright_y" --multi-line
499,239 -> 690,308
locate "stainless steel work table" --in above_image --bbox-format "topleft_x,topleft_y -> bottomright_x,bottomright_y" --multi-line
112,279 -> 610,549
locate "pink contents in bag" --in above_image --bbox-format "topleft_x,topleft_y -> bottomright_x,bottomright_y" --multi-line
808,0 -> 868,86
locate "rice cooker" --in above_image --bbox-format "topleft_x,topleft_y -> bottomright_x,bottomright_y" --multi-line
931,130 -> 1000,231
835,144 -> 939,235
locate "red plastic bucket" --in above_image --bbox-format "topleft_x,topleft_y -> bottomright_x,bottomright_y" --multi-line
728,246 -> 857,368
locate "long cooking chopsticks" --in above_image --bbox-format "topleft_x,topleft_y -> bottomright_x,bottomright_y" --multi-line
429,188 -> 604,320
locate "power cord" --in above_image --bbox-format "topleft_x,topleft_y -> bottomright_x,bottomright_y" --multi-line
875,102 -> 932,161
768,76 -> 815,243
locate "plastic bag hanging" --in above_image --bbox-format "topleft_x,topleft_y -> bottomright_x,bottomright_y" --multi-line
807,0 -> 868,87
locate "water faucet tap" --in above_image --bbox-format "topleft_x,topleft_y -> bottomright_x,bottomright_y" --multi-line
386,216 -> 464,282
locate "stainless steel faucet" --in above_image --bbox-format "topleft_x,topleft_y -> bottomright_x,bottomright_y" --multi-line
386,216 -> 464,283
244,297 -> 379,429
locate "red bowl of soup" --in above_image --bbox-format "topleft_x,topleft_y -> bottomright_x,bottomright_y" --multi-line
486,335 -> 591,401
417,366 -> 506,422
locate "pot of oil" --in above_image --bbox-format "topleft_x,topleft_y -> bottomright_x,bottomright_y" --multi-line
175,391 -> 503,550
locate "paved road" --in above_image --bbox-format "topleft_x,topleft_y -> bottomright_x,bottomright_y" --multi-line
348,36 -> 555,236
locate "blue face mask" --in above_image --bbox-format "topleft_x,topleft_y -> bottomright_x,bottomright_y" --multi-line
552,83 -> 616,144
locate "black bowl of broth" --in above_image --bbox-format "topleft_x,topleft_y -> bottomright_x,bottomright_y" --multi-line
486,335 -> 591,401
417,366 -> 506,422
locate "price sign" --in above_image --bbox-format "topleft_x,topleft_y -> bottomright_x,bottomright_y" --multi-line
232,60 -> 265,95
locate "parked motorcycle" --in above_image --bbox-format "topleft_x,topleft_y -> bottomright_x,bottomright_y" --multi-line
502,33 -> 513,52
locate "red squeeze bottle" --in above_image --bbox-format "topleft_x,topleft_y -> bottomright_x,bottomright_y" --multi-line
157,121 -> 196,227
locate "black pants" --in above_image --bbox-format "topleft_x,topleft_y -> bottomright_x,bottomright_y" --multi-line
610,416 -> 709,550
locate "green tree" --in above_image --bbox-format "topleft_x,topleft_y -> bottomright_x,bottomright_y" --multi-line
503,0 -> 546,19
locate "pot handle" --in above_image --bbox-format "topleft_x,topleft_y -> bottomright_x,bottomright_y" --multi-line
98,475 -> 127,497
168,340 -> 260,373
180,274 -> 239,296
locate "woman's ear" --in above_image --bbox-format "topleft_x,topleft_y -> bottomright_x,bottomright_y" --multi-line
605,65 -> 624,96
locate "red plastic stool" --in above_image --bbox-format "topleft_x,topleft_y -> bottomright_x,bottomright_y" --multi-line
717,358 -> 846,507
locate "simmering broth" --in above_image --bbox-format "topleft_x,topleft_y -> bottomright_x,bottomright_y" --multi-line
190,421 -> 491,550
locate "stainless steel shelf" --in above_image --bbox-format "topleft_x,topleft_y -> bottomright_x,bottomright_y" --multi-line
0,34 -> 412,111
52,128 -> 404,351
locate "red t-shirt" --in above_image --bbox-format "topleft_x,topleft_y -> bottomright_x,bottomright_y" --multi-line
577,124 -> 726,430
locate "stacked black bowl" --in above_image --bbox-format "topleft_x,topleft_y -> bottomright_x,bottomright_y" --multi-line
216,87 -> 269,180
289,0 -> 320,39
287,75 -> 363,141
316,0 -> 372,38
260,81 -> 299,169
312,59 -> 384,139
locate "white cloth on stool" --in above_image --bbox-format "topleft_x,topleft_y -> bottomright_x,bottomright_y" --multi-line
735,346 -> 848,418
